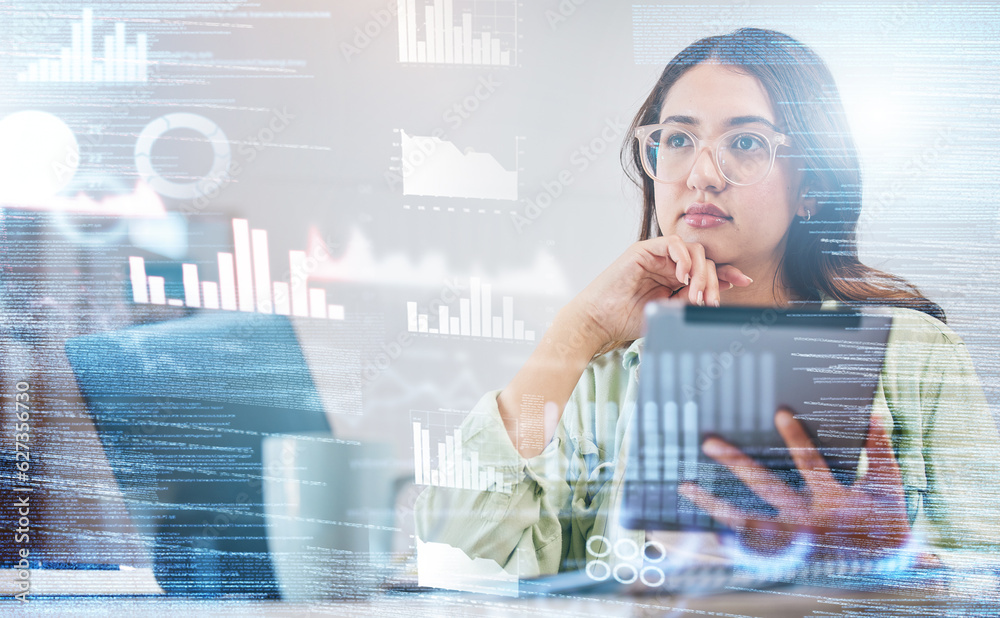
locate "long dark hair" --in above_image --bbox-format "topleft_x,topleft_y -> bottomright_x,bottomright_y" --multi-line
621,27 -> 945,321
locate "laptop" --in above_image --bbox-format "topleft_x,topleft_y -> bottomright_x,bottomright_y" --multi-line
65,312 -> 332,597
623,301 -> 893,532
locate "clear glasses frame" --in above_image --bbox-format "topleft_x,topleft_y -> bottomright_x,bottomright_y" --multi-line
634,123 -> 792,187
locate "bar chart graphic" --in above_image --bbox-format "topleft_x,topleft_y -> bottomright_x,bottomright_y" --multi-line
401,131 -> 518,201
129,218 -> 345,320
407,276 -> 535,341
18,9 -> 150,83
412,411 -> 512,493
397,0 -> 517,66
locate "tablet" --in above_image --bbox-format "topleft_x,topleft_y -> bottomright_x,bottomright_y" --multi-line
621,301 -> 893,532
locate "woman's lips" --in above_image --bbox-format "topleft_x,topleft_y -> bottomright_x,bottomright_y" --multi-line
682,213 -> 731,228
683,203 -> 731,228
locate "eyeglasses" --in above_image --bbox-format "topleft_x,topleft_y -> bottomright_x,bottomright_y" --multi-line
635,123 -> 791,186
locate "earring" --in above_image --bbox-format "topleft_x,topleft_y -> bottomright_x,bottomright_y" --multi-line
804,209 -> 812,222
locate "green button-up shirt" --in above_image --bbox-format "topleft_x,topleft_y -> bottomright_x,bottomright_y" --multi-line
416,303 -> 1000,579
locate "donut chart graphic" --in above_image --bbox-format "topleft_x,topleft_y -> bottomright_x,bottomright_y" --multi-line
134,113 -> 231,200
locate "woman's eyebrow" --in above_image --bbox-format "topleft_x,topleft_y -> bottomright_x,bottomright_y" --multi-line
727,115 -> 779,131
660,114 -> 779,131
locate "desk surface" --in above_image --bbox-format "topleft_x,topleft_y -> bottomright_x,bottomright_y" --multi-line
6,585 -> 996,618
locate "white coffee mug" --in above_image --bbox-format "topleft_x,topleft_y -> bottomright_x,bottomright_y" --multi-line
262,433 -> 396,601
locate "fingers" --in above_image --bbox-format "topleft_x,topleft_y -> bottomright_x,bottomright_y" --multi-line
687,243 -> 708,305
705,261 -> 721,307
664,236 -> 692,287
861,415 -> 904,493
701,437 -> 804,512
679,483 -> 750,530
642,236 -> 754,303
715,264 -> 754,288
775,409 -> 835,494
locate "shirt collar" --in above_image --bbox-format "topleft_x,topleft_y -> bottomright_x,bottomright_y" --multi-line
623,338 -> 643,370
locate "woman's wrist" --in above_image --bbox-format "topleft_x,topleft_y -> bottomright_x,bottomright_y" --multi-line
496,303 -> 608,458
548,302 -> 611,364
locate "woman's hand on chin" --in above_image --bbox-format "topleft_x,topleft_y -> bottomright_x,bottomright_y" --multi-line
679,409 -> 912,561
565,234 -> 753,349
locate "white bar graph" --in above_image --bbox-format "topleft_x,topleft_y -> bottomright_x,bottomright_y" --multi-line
481,282 -> 492,338
470,277 -> 481,337
18,9 -> 152,83
502,296 -> 513,339
406,277 -> 535,342
438,305 -> 449,335
459,299 -> 471,335
289,251 -> 310,317
182,263 -> 201,308
407,302 -> 419,331
413,422 -> 424,485
233,219 -> 255,312
202,281 -> 220,310
128,218 -> 345,321
129,257 -> 148,303
397,0 -> 515,66
252,229 -> 273,314
412,421 -> 509,493
82,9 -> 93,81
148,277 -> 166,305
218,253 -> 238,311
309,288 -> 327,319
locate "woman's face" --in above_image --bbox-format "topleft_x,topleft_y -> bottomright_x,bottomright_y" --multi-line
653,63 -> 811,276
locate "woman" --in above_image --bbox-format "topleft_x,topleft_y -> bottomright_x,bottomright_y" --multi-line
416,28 -> 999,581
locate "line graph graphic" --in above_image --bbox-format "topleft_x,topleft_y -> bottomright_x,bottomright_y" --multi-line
400,130 -> 518,201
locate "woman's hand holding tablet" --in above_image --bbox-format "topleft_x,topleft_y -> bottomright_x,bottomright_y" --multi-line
680,409 -> 911,559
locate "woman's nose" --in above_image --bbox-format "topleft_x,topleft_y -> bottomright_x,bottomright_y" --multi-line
686,146 -> 725,192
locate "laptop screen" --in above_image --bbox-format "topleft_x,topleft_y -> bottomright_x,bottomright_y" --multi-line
65,313 -> 332,597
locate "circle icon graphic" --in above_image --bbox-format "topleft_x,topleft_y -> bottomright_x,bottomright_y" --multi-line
612,562 -> 638,585
585,560 -> 611,582
134,113 -> 230,200
614,538 -> 640,561
586,535 -> 611,559
639,565 -> 666,587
